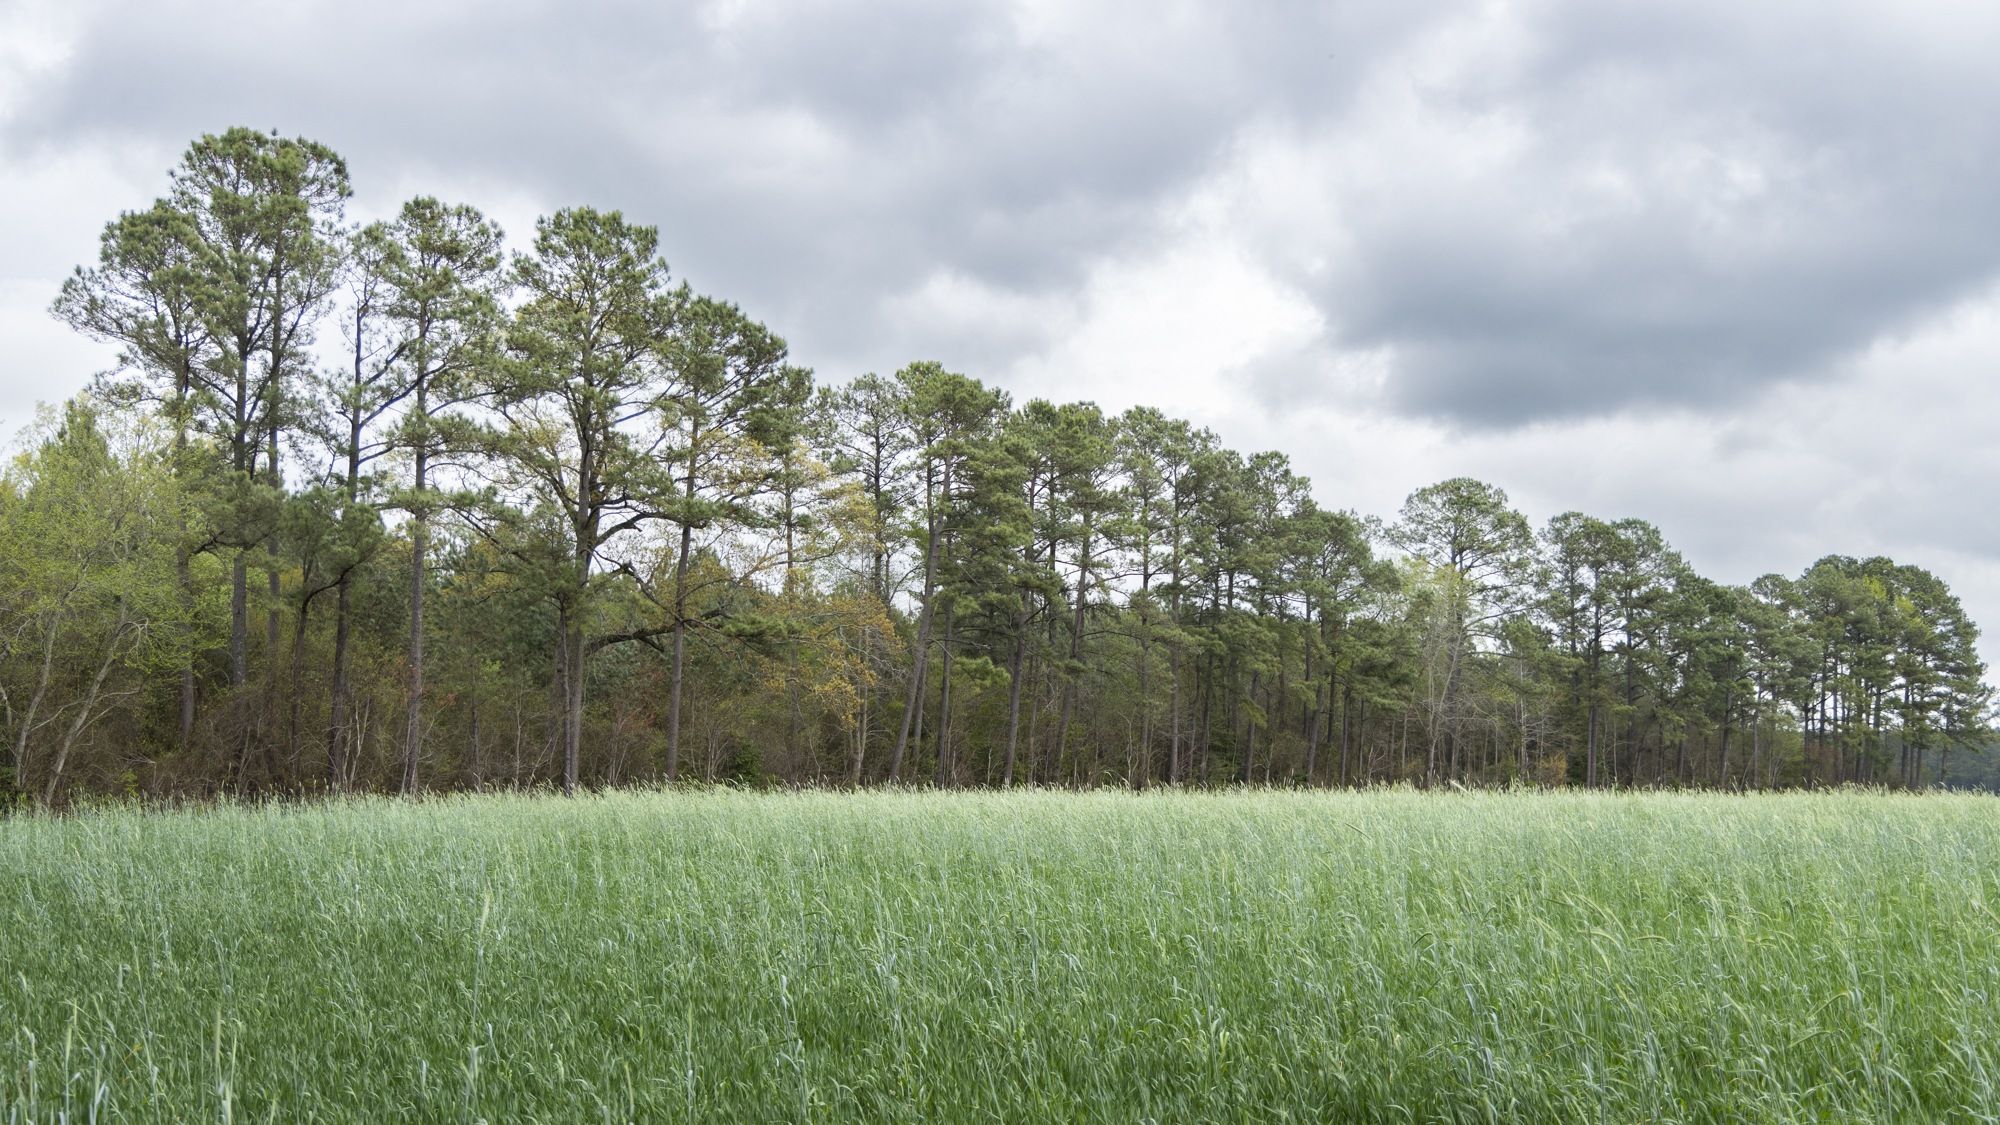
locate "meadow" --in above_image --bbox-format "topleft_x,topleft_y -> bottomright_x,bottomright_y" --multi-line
3,788 -> 1998,1124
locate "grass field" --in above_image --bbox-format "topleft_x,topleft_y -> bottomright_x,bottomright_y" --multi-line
3,788 -> 1999,1124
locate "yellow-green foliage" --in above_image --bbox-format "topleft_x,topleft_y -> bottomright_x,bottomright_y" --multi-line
4,789 -> 1998,1122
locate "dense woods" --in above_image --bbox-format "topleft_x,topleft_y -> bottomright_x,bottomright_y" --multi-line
5,129 -> 1992,804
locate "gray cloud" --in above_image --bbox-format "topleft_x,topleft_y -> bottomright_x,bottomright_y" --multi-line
7,0 -> 2000,425
1311,0 -> 2000,423
9,2 -> 1230,280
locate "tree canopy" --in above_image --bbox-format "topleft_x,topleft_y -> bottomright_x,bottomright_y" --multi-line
8,128 -> 1993,804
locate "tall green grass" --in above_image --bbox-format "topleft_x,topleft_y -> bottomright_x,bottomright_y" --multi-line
3,788 -> 1997,1123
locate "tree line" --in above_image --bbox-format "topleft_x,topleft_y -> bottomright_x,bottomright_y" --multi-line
3,128 -> 1991,804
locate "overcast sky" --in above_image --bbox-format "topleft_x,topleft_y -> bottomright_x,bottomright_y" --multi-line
5,0 -> 2000,660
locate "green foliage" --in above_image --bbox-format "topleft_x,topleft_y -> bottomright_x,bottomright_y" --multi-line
29,129 -> 1993,801
0,401 -> 198,801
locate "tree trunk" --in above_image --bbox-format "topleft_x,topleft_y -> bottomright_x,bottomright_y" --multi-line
1425,721 -> 1441,788
667,520 -> 693,782
910,649 -> 929,780
1003,607 -> 1028,787
287,598 -> 311,784
175,546 -> 196,747
1352,694 -> 1367,786
1400,709 -> 1410,782
1025,657 -> 1042,784
12,618 -> 63,794
1586,704 -> 1599,788
327,581 -> 353,792
564,616 -> 585,796
1718,688 -> 1735,790
1304,653 -> 1323,786
231,552 -> 248,686
263,429 -> 281,692
1135,618 -> 1151,792
268,566 -> 282,653
42,609 -> 132,805
1240,670 -> 1260,784
1057,531 -> 1092,788
403,496 -> 426,798
1749,703 -> 1762,791
1197,663 -> 1213,784
850,627 -> 872,786
1339,677 -> 1353,787
1274,659 -> 1287,784
787,639 -> 802,773
469,654 -> 483,792
934,601 -> 955,787
889,515 -> 942,782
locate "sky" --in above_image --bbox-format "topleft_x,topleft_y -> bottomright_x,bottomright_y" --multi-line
4,0 -> 2000,661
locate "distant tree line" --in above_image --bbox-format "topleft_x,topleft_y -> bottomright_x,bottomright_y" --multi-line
3,128 -> 1991,804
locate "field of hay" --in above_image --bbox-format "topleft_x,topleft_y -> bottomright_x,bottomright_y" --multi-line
3,788 -> 1998,1123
